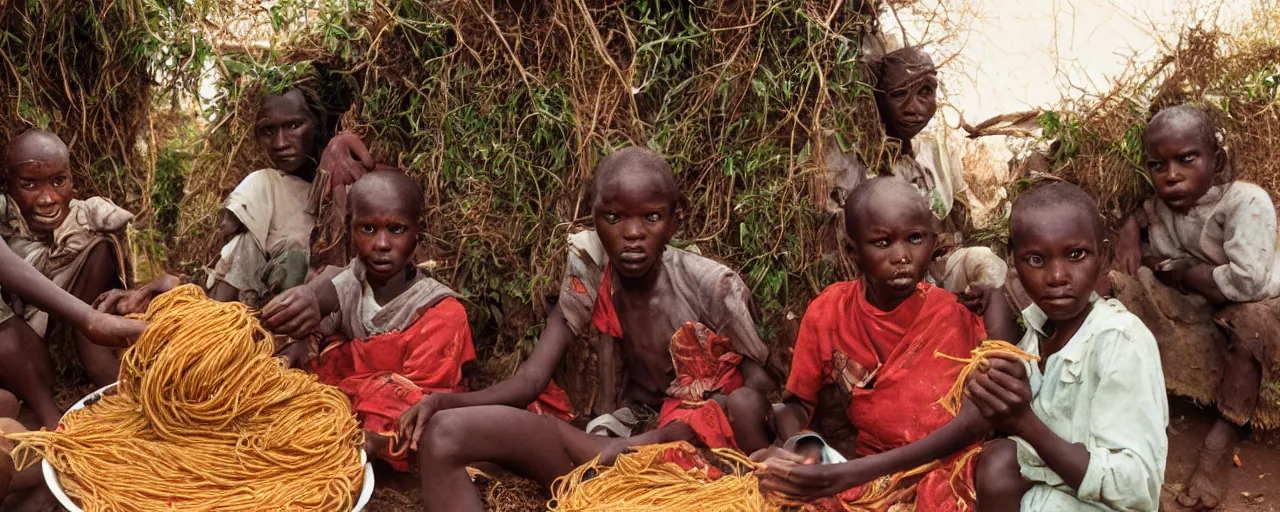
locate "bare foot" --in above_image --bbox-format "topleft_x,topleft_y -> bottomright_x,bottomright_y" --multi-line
1176,419 -> 1239,511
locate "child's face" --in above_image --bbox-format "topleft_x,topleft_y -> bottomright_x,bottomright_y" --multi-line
1144,119 -> 1220,213
7,159 -> 73,234
876,67 -> 938,141
256,90 -> 318,175
848,195 -> 936,307
1012,206 -> 1102,322
350,201 -> 419,286
593,171 -> 676,280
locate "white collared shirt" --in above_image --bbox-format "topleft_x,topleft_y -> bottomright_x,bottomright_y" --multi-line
1014,295 -> 1169,511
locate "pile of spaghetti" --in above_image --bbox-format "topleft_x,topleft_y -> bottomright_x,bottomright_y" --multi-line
549,341 -> 1040,511
6,285 -> 365,511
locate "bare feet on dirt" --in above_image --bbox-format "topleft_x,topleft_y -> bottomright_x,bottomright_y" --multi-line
1175,419 -> 1241,511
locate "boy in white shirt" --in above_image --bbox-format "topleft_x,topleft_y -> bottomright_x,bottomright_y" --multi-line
971,182 -> 1168,511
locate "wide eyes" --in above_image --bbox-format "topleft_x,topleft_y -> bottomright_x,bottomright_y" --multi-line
1069,249 -> 1087,261
603,213 -> 620,224
1025,254 -> 1044,268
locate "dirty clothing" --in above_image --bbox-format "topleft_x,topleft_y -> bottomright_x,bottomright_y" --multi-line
208,168 -> 317,307
1014,295 -> 1168,511
0,195 -> 133,333
557,230 -> 769,447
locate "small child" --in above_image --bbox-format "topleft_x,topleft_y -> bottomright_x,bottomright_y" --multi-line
755,182 -> 1168,511
261,171 -> 476,470
1113,104 -> 1278,510
0,129 -> 134,428
974,182 -> 1167,510
753,177 -> 989,509
208,89 -> 326,306
407,147 -> 775,512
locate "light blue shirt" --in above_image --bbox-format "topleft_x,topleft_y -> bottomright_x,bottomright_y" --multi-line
1014,295 -> 1169,511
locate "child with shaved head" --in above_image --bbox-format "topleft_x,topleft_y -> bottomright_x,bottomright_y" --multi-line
756,181 -> 1166,511
260,170 -> 477,469
1112,104 -> 1278,510
753,176 -> 989,510
403,146 -> 774,512
0,129 -> 134,428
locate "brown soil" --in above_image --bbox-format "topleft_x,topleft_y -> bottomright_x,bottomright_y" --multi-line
1165,397 -> 1280,512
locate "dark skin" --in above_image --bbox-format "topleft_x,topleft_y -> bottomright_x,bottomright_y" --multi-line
0,242 -> 144,429
875,58 -> 938,153
969,204 -> 1105,511
1117,115 -> 1229,303
413,165 -> 775,512
1116,113 -> 1241,511
753,184 -> 995,499
0,134 -> 129,427
213,89 -> 320,302
261,188 -> 419,459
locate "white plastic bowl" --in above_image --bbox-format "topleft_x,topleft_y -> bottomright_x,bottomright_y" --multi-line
42,382 -> 375,511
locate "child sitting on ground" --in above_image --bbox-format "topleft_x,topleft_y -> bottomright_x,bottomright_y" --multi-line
404,146 -> 775,512
1112,104 -> 1276,511
756,182 -> 1168,511
0,129 -> 134,429
972,182 -> 1168,510
260,171 -> 476,470
0,242 -> 144,507
751,176 -> 990,510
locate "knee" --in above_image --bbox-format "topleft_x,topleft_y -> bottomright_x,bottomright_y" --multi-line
69,243 -> 121,300
0,390 -> 16,418
0,320 -> 33,358
725,387 -> 768,422
976,438 -> 1026,497
417,409 -> 471,465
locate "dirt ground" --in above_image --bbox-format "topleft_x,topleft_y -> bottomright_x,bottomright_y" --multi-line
1164,398 -> 1280,512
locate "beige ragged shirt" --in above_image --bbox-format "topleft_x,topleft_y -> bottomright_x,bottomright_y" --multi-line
1015,295 -> 1168,511
1141,181 -> 1280,303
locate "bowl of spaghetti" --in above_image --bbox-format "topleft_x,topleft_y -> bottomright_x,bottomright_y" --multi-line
41,382 -> 376,512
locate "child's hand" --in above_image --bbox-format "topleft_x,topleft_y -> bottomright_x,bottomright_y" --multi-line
756,456 -> 861,500
397,394 -> 445,451
320,132 -> 375,186
94,277 -> 176,316
276,339 -> 315,369
1153,259 -> 1195,291
81,312 -> 147,348
965,352 -> 1034,436
261,287 -> 322,339
597,439 -> 635,466
957,285 -> 993,315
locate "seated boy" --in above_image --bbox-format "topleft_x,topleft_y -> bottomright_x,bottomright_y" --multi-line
260,171 -> 475,470
758,183 -> 1168,510
99,94 -> 380,316
0,243 -> 144,507
1112,104 -> 1276,510
406,147 -> 774,512
208,89 -> 328,306
0,129 -> 133,428
972,182 -> 1168,510
752,176 -> 990,510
